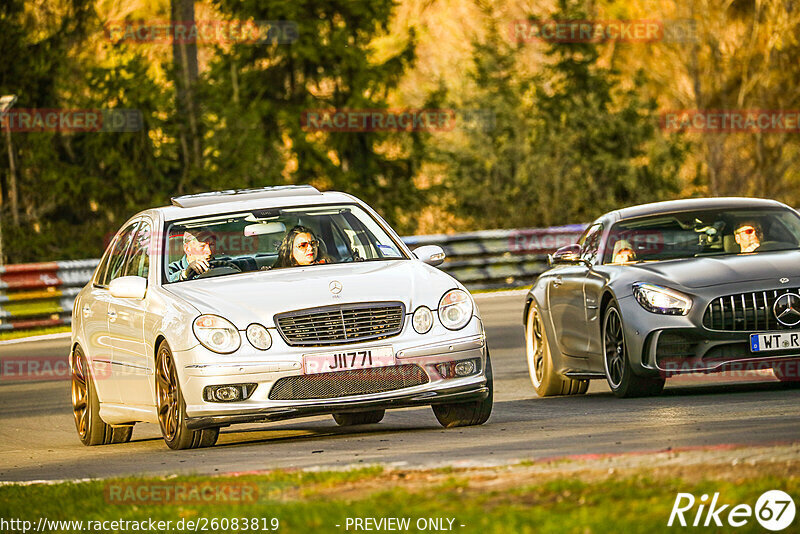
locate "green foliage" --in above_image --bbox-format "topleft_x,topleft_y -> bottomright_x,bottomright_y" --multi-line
206,0 -> 422,231
434,0 -> 689,229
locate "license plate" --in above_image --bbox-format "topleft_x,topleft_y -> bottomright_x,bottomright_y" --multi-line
750,332 -> 800,352
303,346 -> 394,374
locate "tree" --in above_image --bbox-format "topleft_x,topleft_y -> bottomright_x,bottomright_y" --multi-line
432,0 -> 687,229
206,0 -> 421,231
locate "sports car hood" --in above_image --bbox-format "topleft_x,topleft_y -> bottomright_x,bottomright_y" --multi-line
163,260 -> 462,329
625,250 -> 800,289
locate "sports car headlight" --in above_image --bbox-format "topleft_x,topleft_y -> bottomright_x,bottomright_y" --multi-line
438,289 -> 473,330
246,323 -> 272,350
412,306 -> 434,334
193,315 -> 241,354
632,283 -> 692,315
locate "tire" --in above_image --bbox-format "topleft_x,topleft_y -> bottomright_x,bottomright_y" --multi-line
525,302 -> 589,397
432,351 -> 493,428
602,303 -> 665,398
772,359 -> 800,385
332,410 -> 385,426
155,341 -> 219,450
71,345 -> 133,446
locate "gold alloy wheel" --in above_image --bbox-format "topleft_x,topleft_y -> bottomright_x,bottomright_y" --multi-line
71,348 -> 89,439
156,344 -> 180,442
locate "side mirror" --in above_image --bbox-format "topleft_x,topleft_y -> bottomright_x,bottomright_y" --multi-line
413,245 -> 446,267
109,276 -> 147,299
548,244 -> 583,266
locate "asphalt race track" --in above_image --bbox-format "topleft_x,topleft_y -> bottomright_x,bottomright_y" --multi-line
1,292 -> 799,482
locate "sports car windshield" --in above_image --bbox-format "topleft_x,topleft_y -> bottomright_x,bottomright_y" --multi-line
163,204 -> 407,283
603,207 -> 800,264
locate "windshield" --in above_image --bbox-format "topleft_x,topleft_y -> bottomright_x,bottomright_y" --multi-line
163,204 -> 407,283
603,207 -> 800,264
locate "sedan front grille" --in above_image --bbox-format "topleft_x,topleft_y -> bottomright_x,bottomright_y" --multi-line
268,364 -> 428,400
703,288 -> 800,331
275,302 -> 405,346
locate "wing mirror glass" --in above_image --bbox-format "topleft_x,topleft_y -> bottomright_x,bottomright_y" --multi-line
109,276 -> 147,299
548,244 -> 583,266
413,245 -> 446,267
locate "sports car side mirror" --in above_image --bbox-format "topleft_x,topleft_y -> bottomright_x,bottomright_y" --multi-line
413,245 -> 446,266
548,244 -> 583,266
109,276 -> 147,299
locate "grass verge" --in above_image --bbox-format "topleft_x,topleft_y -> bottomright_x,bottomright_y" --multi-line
0,448 -> 797,533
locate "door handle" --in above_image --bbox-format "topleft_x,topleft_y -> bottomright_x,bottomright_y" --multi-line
552,276 -> 563,288
107,310 -> 118,321
83,306 -> 91,318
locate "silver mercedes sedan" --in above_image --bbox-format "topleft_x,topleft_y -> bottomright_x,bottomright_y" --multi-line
70,186 -> 492,449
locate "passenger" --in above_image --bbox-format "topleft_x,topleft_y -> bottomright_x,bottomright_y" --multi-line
272,225 -> 331,268
611,239 -> 637,264
734,221 -> 762,253
167,230 -> 217,281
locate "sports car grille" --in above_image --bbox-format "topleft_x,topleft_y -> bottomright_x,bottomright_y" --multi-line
703,288 -> 800,331
268,364 -> 428,400
275,302 -> 405,346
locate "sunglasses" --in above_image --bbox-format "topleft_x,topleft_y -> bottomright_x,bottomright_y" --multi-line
295,240 -> 319,250
736,227 -> 756,236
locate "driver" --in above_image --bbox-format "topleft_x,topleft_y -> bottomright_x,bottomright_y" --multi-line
611,239 -> 637,264
167,229 -> 217,281
734,220 -> 762,253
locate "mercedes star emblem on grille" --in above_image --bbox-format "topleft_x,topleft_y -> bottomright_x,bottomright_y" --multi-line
329,280 -> 342,294
773,293 -> 800,326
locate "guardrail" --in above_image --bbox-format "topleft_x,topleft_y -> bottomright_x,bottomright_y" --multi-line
0,225 -> 587,336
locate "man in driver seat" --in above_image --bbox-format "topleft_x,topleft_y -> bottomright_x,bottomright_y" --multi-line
734,220 -> 763,253
167,230 -> 217,281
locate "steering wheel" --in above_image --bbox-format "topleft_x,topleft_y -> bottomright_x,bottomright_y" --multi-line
188,258 -> 242,280
208,258 -> 242,271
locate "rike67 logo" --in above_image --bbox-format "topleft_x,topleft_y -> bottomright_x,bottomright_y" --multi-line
668,490 -> 796,531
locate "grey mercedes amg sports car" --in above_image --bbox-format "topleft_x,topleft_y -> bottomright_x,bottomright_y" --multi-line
524,197 -> 800,398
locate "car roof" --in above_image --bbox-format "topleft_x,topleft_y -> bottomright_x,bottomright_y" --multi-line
610,197 -> 790,221
135,187 -> 361,223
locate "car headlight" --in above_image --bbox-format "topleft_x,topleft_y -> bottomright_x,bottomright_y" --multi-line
438,289 -> 473,330
246,323 -> 272,350
193,315 -> 241,354
412,306 -> 434,334
632,283 -> 692,315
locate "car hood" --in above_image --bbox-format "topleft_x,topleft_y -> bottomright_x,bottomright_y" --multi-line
163,260 -> 462,329
626,250 -> 800,289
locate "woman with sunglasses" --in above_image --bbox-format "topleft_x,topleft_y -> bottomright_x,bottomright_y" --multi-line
273,225 -> 332,268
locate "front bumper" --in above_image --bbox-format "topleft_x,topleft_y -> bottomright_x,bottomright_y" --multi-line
617,287 -> 800,376
185,382 -> 489,430
173,317 -> 489,429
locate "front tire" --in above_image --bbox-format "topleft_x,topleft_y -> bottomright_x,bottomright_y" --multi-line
332,410 -> 385,426
71,346 -> 133,446
525,302 -> 588,396
602,303 -> 664,398
156,341 -> 219,450
432,352 -> 493,428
